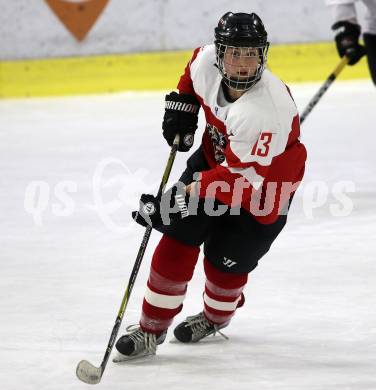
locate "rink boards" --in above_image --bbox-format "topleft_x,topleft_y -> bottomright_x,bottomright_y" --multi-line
0,42 -> 370,98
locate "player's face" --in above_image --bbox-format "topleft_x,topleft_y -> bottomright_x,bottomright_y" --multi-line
223,46 -> 260,80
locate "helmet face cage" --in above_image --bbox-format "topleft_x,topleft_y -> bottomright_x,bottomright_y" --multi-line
215,42 -> 269,91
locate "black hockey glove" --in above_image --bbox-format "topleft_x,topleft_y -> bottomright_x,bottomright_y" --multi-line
132,182 -> 190,228
162,92 -> 200,152
332,21 -> 366,65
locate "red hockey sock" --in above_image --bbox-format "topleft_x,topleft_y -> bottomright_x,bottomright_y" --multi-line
203,258 -> 248,325
140,235 -> 200,334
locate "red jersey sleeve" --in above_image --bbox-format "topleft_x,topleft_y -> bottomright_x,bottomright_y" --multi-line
177,47 -> 201,95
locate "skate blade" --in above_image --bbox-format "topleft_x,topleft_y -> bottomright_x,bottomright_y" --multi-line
112,351 -> 155,363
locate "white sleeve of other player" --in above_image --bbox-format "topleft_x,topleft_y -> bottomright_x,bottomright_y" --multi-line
326,0 -> 376,33
363,0 -> 376,34
326,0 -> 358,24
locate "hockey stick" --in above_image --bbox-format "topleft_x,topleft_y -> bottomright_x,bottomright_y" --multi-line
76,134 -> 180,385
300,56 -> 349,124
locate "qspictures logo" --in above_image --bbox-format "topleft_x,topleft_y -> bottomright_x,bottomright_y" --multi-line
45,0 -> 110,41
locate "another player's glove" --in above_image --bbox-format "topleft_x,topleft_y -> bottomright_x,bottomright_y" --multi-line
132,182 -> 190,228
162,92 -> 200,152
332,21 -> 366,65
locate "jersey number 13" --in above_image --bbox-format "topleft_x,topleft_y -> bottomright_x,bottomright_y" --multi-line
251,132 -> 273,157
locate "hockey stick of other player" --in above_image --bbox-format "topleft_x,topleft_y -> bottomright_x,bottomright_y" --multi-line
300,56 -> 349,124
76,134 -> 181,385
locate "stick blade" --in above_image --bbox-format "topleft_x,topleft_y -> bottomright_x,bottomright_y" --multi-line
76,360 -> 102,385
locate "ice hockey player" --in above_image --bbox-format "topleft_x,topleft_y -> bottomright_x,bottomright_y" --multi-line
113,11 -> 307,361
326,0 -> 376,85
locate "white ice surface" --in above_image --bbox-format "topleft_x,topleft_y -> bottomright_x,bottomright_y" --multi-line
0,80 -> 375,390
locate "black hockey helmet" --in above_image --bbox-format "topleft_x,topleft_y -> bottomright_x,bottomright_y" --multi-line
214,12 -> 269,91
215,12 -> 268,47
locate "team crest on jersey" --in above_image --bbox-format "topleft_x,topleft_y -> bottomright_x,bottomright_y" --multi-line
207,124 -> 227,163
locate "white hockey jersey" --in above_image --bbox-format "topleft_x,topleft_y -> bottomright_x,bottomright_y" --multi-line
326,0 -> 376,34
177,45 -> 307,224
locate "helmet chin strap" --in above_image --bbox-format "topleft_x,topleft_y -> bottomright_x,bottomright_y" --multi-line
225,73 -> 260,91
223,76 -> 260,92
